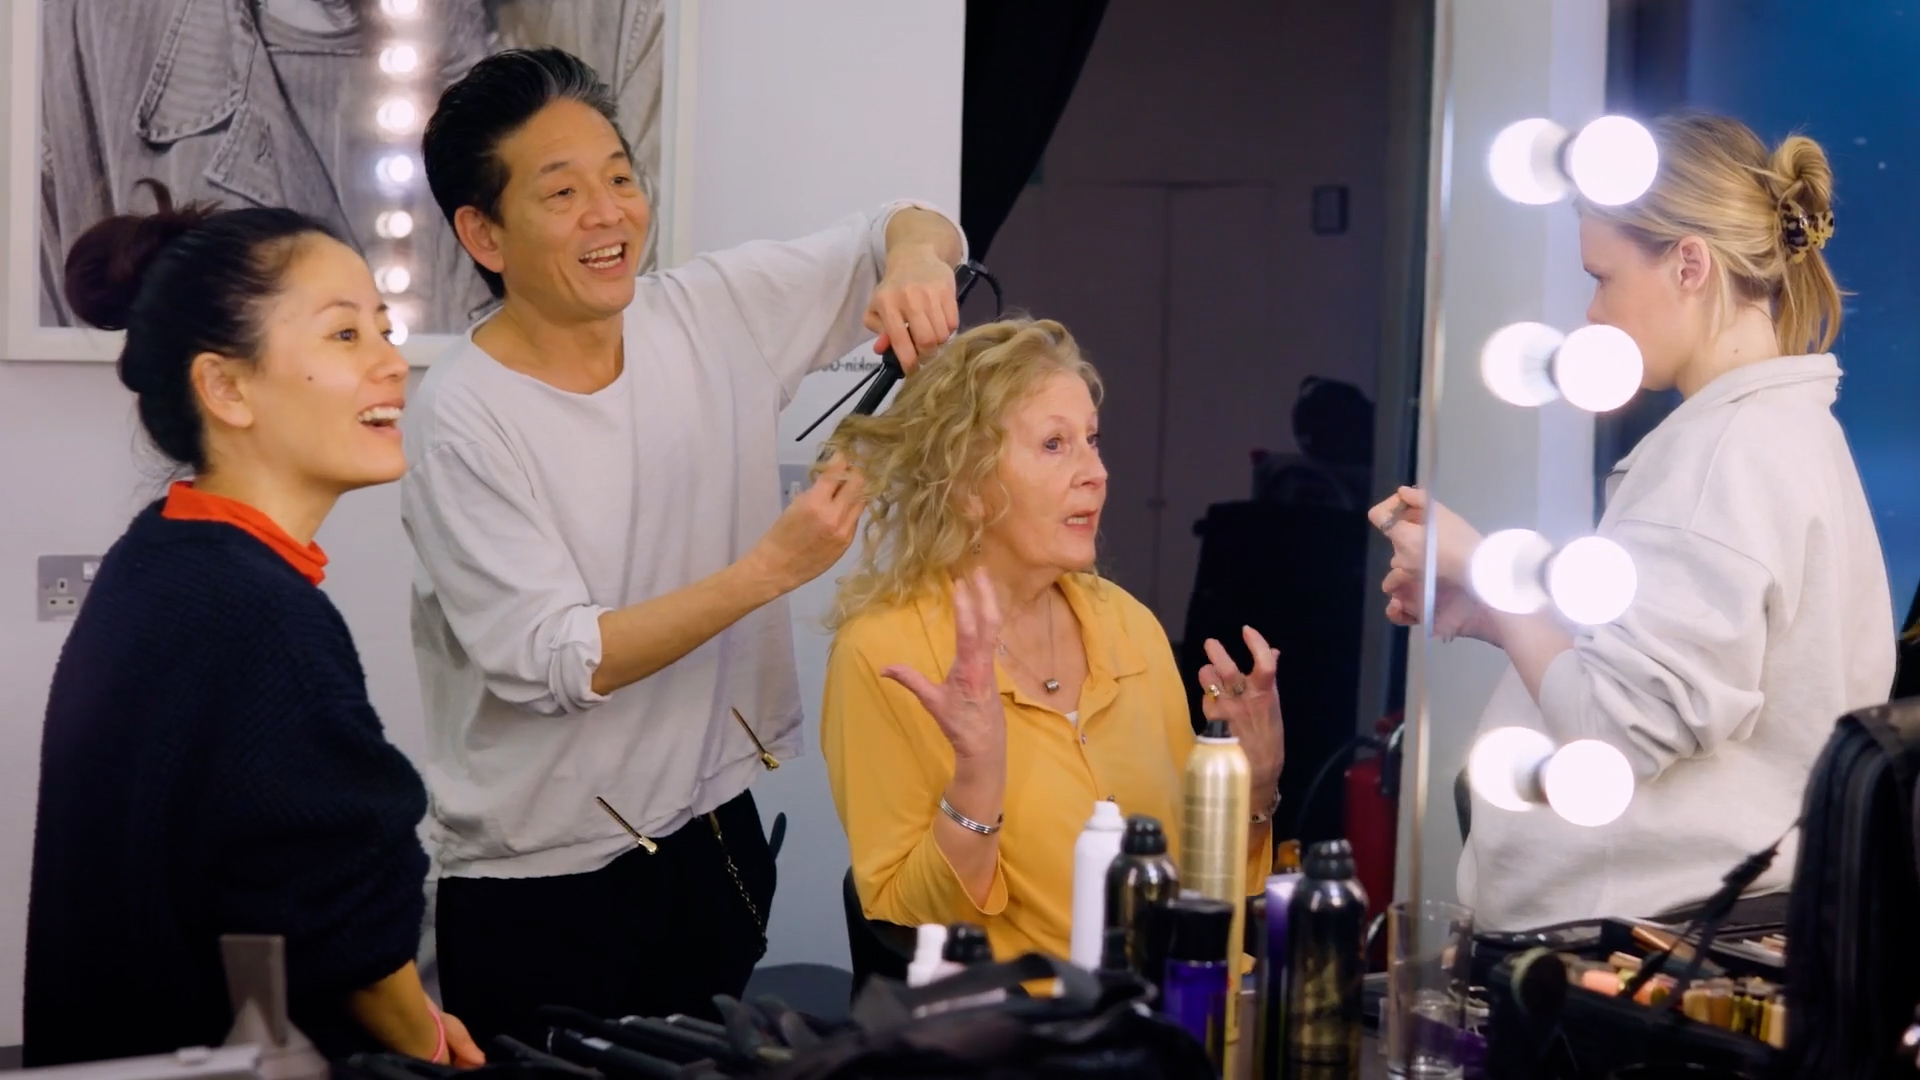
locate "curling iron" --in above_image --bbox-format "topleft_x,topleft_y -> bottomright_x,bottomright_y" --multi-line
794,259 -> 1002,443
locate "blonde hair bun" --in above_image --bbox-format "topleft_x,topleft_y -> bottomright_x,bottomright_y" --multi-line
1580,112 -> 1842,355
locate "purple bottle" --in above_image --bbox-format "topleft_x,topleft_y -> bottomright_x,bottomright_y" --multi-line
1160,894 -> 1236,1070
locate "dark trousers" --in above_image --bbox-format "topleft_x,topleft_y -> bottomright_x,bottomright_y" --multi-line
435,789 -> 776,1048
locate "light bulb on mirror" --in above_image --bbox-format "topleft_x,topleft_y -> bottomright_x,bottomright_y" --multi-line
381,0 -> 422,18
379,45 -> 420,76
388,317 -> 410,346
1481,322 -> 1566,408
375,210 -> 414,239
1541,739 -> 1636,827
1466,728 -> 1636,826
1467,726 -> 1556,813
1481,321 -> 1642,413
1566,116 -> 1659,207
376,98 -> 418,134
1554,325 -> 1643,411
375,265 -> 412,295
376,154 -> 417,186
1469,531 -> 1638,625
1488,119 -> 1572,206
1489,115 -> 1657,207
1468,529 -> 1554,615
1548,536 -> 1638,625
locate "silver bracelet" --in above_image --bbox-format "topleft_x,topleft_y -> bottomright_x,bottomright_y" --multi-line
1251,792 -> 1282,826
939,795 -> 1003,836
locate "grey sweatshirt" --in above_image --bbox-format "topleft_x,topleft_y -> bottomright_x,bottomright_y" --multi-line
401,202 -> 962,879
1461,354 -> 1895,930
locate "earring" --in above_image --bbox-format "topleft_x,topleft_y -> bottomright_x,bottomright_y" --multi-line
971,540 -> 982,554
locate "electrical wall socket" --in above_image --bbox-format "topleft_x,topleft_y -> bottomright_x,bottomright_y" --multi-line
779,464 -> 812,509
38,555 -> 101,622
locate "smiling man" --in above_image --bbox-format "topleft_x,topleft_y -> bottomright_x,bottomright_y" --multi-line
403,49 -> 964,1043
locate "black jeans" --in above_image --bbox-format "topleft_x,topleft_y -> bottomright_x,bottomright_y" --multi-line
435,789 -> 776,1047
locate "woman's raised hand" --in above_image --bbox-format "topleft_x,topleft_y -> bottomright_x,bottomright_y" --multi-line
1197,626 -> 1285,800
881,568 -> 1008,765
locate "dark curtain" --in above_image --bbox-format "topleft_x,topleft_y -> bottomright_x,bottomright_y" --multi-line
960,0 -> 1109,259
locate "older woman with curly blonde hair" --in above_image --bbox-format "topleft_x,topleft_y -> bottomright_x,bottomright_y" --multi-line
819,318 -> 1284,962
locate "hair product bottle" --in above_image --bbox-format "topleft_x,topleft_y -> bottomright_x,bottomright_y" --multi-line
1284,840 -> 1368,1079
1256,870 -> 1306,1080
1101,814 -> 1182,983
906,923 -> 959,988
1160,894 -> 1236,1070
1180,719 -> 1252,1042
1070,800 -> 1127,969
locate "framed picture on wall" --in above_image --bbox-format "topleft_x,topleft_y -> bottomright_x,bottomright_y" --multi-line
2,0 -> 697,364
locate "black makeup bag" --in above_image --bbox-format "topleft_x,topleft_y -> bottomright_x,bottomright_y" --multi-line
1778,698 -> 1920,1079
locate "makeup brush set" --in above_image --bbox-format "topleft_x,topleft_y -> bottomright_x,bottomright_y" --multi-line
1473,917 -> 1787,1080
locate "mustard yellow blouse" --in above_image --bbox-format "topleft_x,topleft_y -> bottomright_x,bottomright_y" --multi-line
822,573 -> 1270,962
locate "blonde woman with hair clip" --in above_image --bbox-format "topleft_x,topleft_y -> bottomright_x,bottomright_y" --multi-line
819,318 -> 1285,962
1375,112 -> 1896,931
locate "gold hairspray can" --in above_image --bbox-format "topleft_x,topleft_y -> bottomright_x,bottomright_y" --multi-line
1180,719 -> 1251,1044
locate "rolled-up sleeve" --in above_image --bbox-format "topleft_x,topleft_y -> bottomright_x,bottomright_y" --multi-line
821,635 -> 1007,926
1535,519 -> 1772,780
697,201 -> 967,402
402,439 -> 611,717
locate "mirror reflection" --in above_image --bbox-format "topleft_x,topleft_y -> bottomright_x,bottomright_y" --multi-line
4,1 -> 1918,1075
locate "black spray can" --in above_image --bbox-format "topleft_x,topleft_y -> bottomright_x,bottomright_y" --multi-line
1283,839 -> 1368,1079
1101,813 -> 1181,986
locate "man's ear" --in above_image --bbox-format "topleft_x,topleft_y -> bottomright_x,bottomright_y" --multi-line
453,206 -> 508,278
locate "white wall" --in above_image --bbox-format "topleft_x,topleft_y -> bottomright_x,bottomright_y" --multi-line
696,0 -> 965,971
1396,0 -> 1606,905
0,0 -> 961,1042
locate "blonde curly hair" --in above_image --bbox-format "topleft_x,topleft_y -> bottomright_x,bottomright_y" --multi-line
818,317 -> 1102,629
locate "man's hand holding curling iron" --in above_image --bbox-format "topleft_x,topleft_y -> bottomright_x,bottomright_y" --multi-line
867,208 -> 965,370
590,209 -> 958,698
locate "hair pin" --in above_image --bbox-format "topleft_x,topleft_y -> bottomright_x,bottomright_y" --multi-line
732,708 -> 781,770
594,795 -> 658,854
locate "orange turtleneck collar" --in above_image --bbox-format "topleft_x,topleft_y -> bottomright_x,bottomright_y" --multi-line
160,481 -> 329,585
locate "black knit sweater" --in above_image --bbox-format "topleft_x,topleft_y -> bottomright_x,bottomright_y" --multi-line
24,504 -> 430,1064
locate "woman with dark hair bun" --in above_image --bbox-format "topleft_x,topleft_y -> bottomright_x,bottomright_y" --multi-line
23,181 -> 483,1066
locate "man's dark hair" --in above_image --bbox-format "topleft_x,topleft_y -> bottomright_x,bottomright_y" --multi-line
422,48 -> 628,299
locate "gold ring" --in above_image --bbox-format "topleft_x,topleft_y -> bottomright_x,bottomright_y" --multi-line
1205,683 -> 1222,701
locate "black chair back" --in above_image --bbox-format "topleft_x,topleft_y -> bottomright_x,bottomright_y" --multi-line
841,869 -> 913,997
